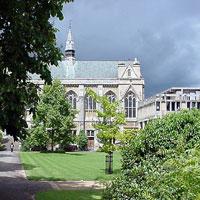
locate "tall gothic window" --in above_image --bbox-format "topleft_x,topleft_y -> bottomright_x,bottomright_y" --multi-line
105,91 -> 116,103
85,95 -> 96,111
124,91 -> 136,118
66,90 -> 77,109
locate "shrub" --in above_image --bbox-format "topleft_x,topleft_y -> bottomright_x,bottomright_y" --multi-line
21,126 -> 48,151
21,139 -> 32,151
0,130 -> 6,151
103,109 -> 200,200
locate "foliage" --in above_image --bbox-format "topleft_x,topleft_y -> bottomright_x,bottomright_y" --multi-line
117,129 -> 137,149
86,88 -> 126,153
22,125 -> 49,151
76,130 -> 88,151
21,139 -> 32,152
0,129 -> 3,144
0,0 -> 73,140
28,80 -> 76,151
20,151 -> 121,181
0,129 -> 5,150
103,109 -> 200,200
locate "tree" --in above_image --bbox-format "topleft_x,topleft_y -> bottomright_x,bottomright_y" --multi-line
0,129 -> 3,150
103,109 -> 200,199
0,0 -> 73,140
86,88 -> 126,173
30,80 -> 76,151
76,130 -> 88,151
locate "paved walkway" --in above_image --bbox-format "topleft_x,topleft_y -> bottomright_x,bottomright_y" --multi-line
0,150 -> 104,200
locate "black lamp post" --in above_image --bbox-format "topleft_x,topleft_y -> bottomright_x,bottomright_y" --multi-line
105,151 -> 113,174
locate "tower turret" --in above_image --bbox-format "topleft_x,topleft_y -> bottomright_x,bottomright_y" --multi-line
65,23 -> 75,62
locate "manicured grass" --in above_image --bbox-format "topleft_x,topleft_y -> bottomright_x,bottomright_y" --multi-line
20,151 -> 121,181
35,190 -> 102,200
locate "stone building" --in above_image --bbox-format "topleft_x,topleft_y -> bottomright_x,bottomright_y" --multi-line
29,27 -> 145,150
138,87 -> 200,129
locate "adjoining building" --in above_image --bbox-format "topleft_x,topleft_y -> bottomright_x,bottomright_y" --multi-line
28,26 -> 145,150
138,87 -> 200,129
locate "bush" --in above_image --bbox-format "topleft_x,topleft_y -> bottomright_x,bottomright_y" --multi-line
21,126 -> 48,151
103,109 -> 200,200
21,139 -> 31,151
63,144 -> 78,152
76,130 -> 88,151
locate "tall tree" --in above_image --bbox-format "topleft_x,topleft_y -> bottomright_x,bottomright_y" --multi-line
86,89 -> 126,173
0,0 -> 73,140
32,80 -> 76,151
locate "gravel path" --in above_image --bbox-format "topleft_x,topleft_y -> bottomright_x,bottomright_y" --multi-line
0,151 -> 51,200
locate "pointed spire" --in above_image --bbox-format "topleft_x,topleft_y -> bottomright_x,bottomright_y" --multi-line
65,21 -> 75,62
65,21 -> 74,51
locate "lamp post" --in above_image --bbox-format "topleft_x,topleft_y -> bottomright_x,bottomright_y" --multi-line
105,151 -> 113,174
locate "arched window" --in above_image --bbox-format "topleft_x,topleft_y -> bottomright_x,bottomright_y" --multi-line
85,95 -> 96,111
124,91 -> 136,118
105,91 -> 116,103
66,90 -> 77,109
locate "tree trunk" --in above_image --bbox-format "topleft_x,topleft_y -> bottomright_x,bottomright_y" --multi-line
51,130 -> 54,152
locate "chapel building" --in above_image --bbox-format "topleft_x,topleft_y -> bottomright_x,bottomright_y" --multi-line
30,26 -> 145,150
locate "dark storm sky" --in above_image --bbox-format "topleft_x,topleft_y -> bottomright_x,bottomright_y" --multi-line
54,0 -> 200,97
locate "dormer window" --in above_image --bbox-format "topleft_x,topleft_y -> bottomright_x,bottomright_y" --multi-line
128,69 -> 131,77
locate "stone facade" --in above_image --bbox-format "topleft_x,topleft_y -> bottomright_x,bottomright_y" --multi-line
29,27 -> 145,150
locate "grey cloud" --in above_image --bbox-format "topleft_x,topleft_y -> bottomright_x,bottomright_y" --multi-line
54,0 -> 200,97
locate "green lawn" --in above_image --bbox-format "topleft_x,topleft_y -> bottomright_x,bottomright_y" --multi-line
35,190 -> 102,200
20,151 -> 121,181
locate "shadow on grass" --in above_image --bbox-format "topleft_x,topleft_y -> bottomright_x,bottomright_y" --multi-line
35,189 -> 103,200
94,168 -> 121,181
66,153 -> 85,156
22,163 -> 37,171
39,152 -> 85,156
40,151 -> 65,154
100,168 -> 121,175
27,176 -> 69,181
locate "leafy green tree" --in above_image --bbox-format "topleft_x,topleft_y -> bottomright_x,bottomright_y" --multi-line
31,80 -> 76,151
76,130 -> 88,151
86,89 -> 126,173
25,125 -> 48,151
87,89 -> 126,153
0,0 -> 73,140
103,109 -> 200,199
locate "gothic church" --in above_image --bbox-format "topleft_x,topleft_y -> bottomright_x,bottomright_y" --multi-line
30,27 -> 145,150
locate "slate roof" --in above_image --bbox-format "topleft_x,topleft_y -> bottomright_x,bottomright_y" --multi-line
31,60 -> 130,80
